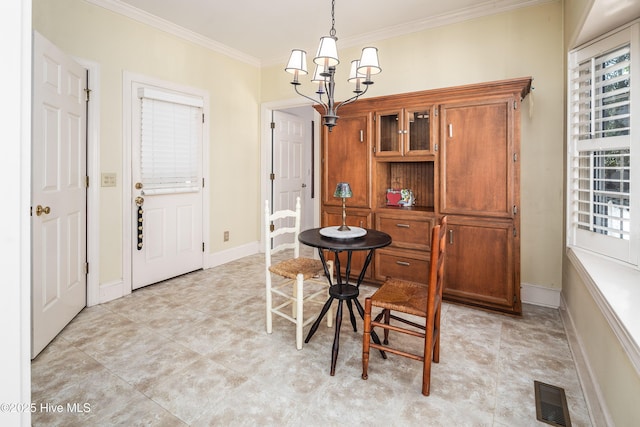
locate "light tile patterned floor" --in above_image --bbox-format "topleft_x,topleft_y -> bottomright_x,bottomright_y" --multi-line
31,253 -> 592,426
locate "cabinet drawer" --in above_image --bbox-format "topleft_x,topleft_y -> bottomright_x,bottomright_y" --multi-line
376,215 -> 433,250
375,249 -> 429,284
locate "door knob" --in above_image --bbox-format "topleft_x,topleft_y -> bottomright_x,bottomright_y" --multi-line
301,183 -> 307,188
35,205 -> 51,216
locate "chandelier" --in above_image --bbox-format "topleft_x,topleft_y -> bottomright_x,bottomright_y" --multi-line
284,0 -> 381,131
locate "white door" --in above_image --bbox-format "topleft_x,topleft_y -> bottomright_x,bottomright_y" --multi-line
131,86 -> 203,289
31,32 -> 87,358
272,110 -> 310,230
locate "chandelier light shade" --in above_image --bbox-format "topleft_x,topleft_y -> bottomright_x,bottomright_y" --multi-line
285,49 -> 308,84
285,0 -> 381,131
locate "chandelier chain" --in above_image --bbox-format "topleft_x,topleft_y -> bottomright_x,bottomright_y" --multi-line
330,0 -> 336,39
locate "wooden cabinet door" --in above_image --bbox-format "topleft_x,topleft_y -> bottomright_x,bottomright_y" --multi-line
440,98 -> 515,218
322,207 -> 372,280
444,217 -> 520,314
322,113 -> 371,208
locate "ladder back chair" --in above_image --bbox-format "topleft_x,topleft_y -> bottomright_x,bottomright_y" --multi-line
362,216 -> 447,395
265,197 -> 333,350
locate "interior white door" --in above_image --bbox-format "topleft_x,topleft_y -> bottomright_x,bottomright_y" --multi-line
272,110 -> 309,230
131,87 -> 203,290
31,31 -> 87,358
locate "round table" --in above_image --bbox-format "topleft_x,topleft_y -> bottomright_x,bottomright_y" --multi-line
298,227 -> 391,375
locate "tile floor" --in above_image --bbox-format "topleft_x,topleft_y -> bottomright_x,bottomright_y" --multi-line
31,252 -> 592,426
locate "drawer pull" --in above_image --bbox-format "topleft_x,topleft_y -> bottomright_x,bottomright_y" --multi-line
396,261 -> 411,267
395,223 -> 410,228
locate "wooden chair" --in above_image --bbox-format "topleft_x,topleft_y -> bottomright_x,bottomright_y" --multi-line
265,197 -> 333,350
362,216 -> 447,395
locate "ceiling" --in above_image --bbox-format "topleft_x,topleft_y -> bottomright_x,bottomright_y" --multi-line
101,0 -> 547,66
96,0 -> 640,66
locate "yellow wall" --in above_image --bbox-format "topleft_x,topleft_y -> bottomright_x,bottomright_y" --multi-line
33,0 -> 261,284
264,1 -> 565,291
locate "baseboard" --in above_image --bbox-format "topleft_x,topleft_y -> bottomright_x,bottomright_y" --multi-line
521,282 -> 561,308
205,241 -> 260,269
559,293 -> 612,427
98,279 -> 130,305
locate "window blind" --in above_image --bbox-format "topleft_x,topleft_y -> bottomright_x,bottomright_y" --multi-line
139,95 -> 202,195
568,28 -> 635,263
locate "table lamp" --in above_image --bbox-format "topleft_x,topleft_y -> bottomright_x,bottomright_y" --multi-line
334,182 -> 352,231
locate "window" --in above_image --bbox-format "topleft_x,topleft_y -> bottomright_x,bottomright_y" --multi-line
568,24 -> 638,266
138,87 -> 203,195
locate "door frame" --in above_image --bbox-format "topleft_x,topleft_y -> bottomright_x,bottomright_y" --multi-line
122,71 -> 210,294
76,58 -> 101,307
260,99 -> 322,250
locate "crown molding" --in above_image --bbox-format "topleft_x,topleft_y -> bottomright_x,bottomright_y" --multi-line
261,0 -> 551,67
85,0 -> 261,67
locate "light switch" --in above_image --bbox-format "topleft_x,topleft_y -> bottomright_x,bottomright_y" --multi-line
101,173 -> 117,187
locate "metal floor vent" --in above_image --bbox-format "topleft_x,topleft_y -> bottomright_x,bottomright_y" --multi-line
534,380 -> 572,427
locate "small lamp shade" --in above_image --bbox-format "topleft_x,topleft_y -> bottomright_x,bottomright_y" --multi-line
333,182 -> 352,198
348,60 -> 366,82
314,36 -> 339,67
285,49 -> 308,75
358,47 -> 381,84
312,64 -> 328,84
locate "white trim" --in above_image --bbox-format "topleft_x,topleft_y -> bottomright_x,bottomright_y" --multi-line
98,279 -> 127,304
204,241 -> 260,269
122,71 -> 211,297
520,282 -> 561,308
567,247 -> 640,375
85,0 -> 260,67
559,294 -> 613,427
74,58 -> 101,307
86,0 -> 549,68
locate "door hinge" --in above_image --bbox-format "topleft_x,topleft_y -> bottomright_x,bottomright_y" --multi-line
513,227 -> 517,237
513,100 -> 518,110
202,113 -> 205,123
270,173 -> 275,181
85,176 -> 89,188
513,205 -> 518,215
434,143 -> 438,152
270,224 -> 275,232
270,122 -> 276,129
434,107 -> 438,117
84,88 -> 91,102
513,153 -> 518,162
84,262 -> 89,275
202,177 -> 205,188
202,242 -> 205,252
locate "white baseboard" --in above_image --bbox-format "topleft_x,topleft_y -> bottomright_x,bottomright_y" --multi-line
98,279 -> 130,305
205,241 -> 260,269
521,282 -> 561,308
559,293 -> 612,427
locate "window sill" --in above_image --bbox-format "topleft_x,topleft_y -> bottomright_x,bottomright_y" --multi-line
567,247 -> 640,374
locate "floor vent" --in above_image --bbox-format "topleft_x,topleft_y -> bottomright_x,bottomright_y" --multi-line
534,380 -> 572,427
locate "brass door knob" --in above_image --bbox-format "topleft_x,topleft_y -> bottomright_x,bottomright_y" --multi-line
35,205 -> 51,216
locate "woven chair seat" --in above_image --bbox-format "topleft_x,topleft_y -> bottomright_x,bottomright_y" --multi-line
371,278 -> 428,318
269,257 -> 324,280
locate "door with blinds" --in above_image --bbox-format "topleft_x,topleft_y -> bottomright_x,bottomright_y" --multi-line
132,86 -> 203,289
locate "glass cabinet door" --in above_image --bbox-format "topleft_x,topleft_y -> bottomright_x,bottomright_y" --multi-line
376,111 -> 401,155
406,108 -> 432,154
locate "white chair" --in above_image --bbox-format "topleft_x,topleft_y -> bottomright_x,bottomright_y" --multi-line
265,197 -> 333,350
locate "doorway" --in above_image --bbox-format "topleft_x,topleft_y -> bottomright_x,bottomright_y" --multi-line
264,103 -> 320,235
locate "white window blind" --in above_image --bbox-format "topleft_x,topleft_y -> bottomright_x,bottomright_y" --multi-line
139,89 -> 202,195
568,25 -> 636,264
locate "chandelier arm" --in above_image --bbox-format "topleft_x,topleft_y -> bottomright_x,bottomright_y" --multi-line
334,84 -> 369,114
293,84 -> 329,113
